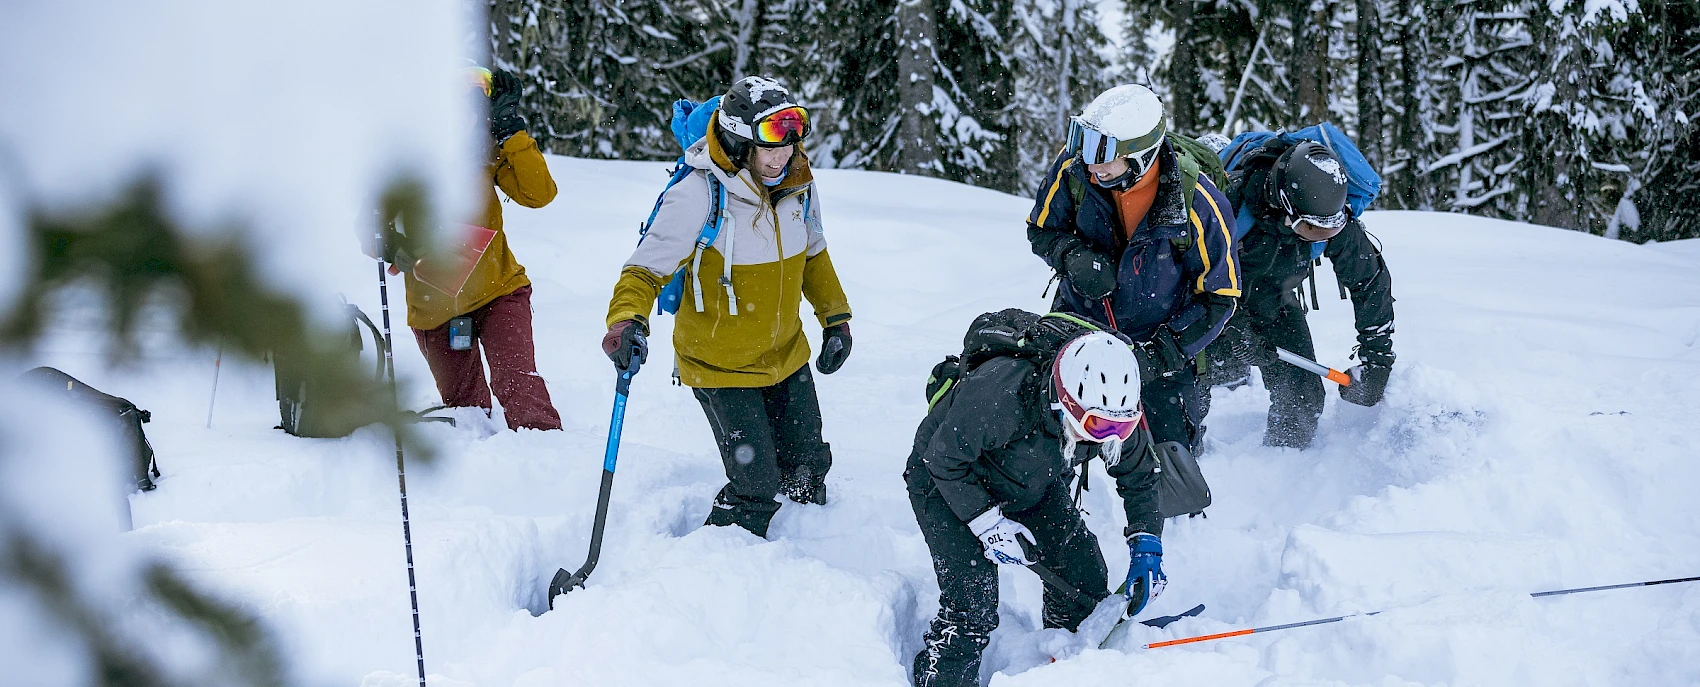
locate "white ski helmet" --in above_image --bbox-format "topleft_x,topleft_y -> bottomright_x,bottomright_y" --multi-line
1068,84 -> 1168,172
1051,332 -> 1144,444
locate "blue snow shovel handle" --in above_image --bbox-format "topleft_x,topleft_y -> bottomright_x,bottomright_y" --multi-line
604,345 -> 643,473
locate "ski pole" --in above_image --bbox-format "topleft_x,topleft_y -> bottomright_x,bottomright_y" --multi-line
1275,347 -> 1353,387
547,346 -> 644,609
205,346 -> 223,428
377,263 -> 428,687
1102,298 -> 1119,331
1144,575 -> 1700,650
1027,559 -> 1100,613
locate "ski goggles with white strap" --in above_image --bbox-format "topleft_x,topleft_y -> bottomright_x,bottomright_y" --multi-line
753,106 -> 810,146
1066,117 -> 1166,174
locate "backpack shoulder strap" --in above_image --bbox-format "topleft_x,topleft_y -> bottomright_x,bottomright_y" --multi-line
688,172 -> 728,314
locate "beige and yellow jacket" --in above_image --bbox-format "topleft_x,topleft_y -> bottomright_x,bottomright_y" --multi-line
605,124 -> 852,389
405,130 -> 557,330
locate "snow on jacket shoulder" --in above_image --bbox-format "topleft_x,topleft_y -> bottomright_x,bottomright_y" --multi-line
404,130 -> 556,330
605,119 -> 852,389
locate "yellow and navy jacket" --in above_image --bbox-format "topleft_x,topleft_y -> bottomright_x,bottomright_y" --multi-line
605,117 -> 852,389
1026,141 -> 1241,358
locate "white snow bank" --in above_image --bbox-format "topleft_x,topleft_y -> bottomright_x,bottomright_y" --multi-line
17,159 -> 1700,686
0,1 -> 479,315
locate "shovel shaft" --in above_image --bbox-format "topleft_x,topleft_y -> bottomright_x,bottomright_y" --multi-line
549,352 -> 643,608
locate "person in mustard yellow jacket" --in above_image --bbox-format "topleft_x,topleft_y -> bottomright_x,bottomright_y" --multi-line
601,77 -> 852,537
387,68 -> 562,431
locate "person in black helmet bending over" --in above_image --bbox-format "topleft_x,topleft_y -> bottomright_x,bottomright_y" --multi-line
1206,140 -> 1396,449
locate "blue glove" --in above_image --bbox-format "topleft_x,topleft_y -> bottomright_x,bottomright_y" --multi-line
1125,533 -> 1167,615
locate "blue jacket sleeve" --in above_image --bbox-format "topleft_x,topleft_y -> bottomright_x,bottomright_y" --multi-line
1167,175 -> 1243,358
1026,151 -> 1085,269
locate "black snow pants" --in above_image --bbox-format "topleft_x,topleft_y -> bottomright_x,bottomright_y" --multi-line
692,365 -> 831,538
1201,308 -> 1326,448
908,477 -> 1108,687
1254,308 -> 1326,448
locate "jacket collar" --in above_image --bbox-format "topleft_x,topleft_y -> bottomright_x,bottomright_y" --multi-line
1069,140 -> 1188,231
1147,139 -> 1188,228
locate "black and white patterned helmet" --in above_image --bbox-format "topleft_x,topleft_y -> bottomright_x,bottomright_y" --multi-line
717,76 -> 799,142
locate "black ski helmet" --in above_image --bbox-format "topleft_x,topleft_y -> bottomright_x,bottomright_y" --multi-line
1268,141 -> 1350,234
715,76 -> 802,164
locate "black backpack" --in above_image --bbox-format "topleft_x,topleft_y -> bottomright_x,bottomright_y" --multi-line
274,302 -> 387,438
21,367 -> 160,492
923,309 -> 1122,411
922,309 -> 1211,519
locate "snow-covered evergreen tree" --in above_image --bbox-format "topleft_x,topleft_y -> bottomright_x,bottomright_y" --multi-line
1009,0 -> 1110,194
487,0 -> 729,159
1605,0 -> 1700,242
1419,0 -> 1533,215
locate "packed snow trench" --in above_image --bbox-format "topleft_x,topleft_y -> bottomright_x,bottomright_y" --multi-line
39,157 -> 1700,686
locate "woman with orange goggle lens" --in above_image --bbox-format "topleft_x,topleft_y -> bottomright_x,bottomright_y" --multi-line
754,106 -> 810,146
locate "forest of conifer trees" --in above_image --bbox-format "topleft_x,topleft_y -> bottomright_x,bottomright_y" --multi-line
487,0 -> 1698,241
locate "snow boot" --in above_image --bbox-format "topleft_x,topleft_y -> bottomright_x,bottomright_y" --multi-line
779,466 -> 827,505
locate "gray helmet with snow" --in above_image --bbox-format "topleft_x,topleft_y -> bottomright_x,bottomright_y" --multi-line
1269,141 -> 1350,239
1068,84 -> 1168,175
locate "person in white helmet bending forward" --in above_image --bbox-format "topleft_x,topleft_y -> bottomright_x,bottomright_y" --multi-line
904,316 -> 1167,687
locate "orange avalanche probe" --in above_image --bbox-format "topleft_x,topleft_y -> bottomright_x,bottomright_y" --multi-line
1144,575 -> 1700,650
1275,347 -> 1353,386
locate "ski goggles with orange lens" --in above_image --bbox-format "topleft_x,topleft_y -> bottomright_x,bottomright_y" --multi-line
1056,391 -> 1143,442
470,67 -> 493,97
754,106 -> 810,146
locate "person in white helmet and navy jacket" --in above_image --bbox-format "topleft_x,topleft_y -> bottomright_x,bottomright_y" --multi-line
1026,84 -> 1241,472
904,313 -> 1167,687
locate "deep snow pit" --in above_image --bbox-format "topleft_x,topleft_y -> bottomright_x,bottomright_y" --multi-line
26,159 -> 1697,686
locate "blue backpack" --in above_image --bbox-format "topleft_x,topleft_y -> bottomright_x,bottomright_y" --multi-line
1218,123 -> 1382,259
642,97 -> 729,316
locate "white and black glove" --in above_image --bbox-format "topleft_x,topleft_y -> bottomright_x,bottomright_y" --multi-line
968,507 -> 1035,566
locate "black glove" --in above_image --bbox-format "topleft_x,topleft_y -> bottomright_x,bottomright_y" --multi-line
1060,244 -> 1118,300
1338,362 -> 1390,407
1134,328 -> 1187,380
601,319 -> 648,370
1229,323 -> 1276,367
816,323 -> 852,374
367,227 -> 421,274
489,70 -> 526,144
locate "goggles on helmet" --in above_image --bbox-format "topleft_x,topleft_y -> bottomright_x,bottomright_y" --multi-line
1066,117 -> 1166,175
1279,191 -> 1349,241
1054,379 -> 1143,443
469,67 -> 494,97
753,106 -> 810,146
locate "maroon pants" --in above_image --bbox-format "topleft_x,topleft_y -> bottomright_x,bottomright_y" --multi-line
413,285 -> 562,431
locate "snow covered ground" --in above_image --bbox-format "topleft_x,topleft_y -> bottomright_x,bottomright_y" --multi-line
25,158 -> 1700,685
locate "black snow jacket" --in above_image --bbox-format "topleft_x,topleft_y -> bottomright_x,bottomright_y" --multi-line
902,356 -> 1165,538
1227,140 -> 1395,361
